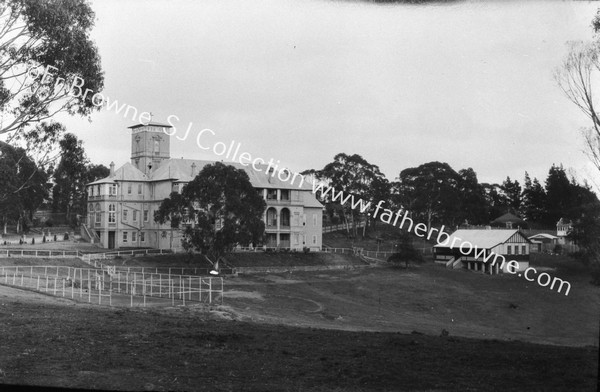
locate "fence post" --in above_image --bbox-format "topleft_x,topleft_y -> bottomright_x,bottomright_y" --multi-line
37,276 -> 40,291
209,278 -> 212,303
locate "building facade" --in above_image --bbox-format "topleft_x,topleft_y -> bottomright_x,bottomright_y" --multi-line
433,229 -> 531,274
83,123 -> 323,250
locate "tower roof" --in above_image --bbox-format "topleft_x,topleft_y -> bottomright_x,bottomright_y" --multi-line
128,122 -> 172,129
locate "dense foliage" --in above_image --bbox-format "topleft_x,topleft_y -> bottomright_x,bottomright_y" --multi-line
155,162 -> 266,264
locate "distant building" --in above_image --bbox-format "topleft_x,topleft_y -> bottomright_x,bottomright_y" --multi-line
433,229 -> 531,274
527,233 -> 558,253
555,218 -> 577,252
490,212 -> 528,229
83,123 -> 323,250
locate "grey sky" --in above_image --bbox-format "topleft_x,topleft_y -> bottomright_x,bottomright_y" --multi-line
57,0 -> 600,188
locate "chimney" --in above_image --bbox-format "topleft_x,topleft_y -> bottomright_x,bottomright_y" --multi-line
109,161 -> 115,176
191,162 -> 196,177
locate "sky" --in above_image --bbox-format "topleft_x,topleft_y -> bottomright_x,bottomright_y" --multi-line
53,0 -> 600,189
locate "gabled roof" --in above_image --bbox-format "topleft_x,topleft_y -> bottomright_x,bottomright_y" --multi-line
528,233 -> 558,240
434,229 -> 530,249
87,162 -> 147,185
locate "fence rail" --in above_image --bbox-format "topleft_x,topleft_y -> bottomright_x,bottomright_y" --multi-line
0,265 -> 223,307
0,249 -> 81,258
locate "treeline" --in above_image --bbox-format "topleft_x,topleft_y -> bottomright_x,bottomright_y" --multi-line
0,133 -> 108,234
304,153 -> 598,236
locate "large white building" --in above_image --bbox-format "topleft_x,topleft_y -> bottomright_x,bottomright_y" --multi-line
83,123 -> 323,250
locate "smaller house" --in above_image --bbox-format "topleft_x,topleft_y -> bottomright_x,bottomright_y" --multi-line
433,229 -> 531,274
527,233 -> 558,253
490,212 -> 528,229
556,218 -> 572,244
556,218 -> 578,252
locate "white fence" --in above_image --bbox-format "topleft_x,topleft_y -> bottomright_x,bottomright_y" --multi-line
0,249 -> 81,258
0,265 -> 223,307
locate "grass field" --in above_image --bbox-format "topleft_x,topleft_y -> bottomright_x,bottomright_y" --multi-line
0,252 -> 598,390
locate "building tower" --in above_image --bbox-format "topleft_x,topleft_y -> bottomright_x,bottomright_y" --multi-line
129,122 -> 172,173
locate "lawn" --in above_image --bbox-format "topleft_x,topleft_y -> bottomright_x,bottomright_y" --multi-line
0,285 -> 597,391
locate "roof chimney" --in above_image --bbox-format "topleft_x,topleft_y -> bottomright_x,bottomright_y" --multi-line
109,161 -> 115,176
191,162 -> 196,177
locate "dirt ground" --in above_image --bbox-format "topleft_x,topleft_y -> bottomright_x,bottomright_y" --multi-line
0,260 -> 598,390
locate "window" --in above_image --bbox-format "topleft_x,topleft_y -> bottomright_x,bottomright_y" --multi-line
132,232 -> 137,242
108,204 -> 116,223
90,187 -> 94,196
172,183 -> 180,193
506,222 -> 513,229
143,209 -> 149,222
137,184 -> 142,194
507,245 -> 512,255
127,183 -> 132,194
88,204 -> 93,212
123,209 -> 128,221
267,189 -> 277,200
280,189 -> 290,201
95,204 -> 101,223
133,210 -> 138,222
521,245 -> 526,255
140,232 -> 145,242
313,214 -> 317,226
109,184 -> 117,195
515,245 -> 520,255
96,185 -> 100,195
312,235 -> 317,245
123,232 -> 128,242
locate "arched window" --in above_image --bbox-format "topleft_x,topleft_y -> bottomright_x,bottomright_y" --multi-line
280,208 -> 290,228
266,208 -> 277,228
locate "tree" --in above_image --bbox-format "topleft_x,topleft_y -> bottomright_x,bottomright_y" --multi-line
544,164 -> 575,226
304,153 -> 389,237
457,168 -> 488,225
154,162 -> 266,265
0,0 -> 104,137
396,162 -> 462,229
387,231 -> 424,268
51,133 -> 87,222
0,140 -> 48,233
500,176 -> 522,213
568,201 -> 600,268
520,172 -> 547,224
51,133 -> 108,224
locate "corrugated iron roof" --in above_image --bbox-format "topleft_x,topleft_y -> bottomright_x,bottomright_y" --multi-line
434,229 -> 528,249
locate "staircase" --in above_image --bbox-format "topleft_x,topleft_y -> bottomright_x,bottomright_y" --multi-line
444,256 -> 463,269
80,224 -> 100,244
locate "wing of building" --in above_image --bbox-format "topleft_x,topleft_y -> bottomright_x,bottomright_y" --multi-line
83,123 -> 323,250
433,229 -> 531,274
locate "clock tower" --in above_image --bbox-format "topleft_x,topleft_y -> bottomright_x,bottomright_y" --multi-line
129,122 -> 172,173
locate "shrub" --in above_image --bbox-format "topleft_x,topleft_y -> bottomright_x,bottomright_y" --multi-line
45,220 -> 54,227
31,237 -> 35,245
53,234 -> 57,241
388,232 -> 424,268
43,236 -> 46,243
553,244 -> 563,255
63,232 -> 69,240
303,246 -> 310,254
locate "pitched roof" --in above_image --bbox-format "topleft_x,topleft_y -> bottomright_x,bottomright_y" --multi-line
528,233 -> 558,240
147,159 -> 313,191
128,122 -> 172,129
87,162 -> 147,185
434,229 -> 529,249
87,159 -> 322,207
